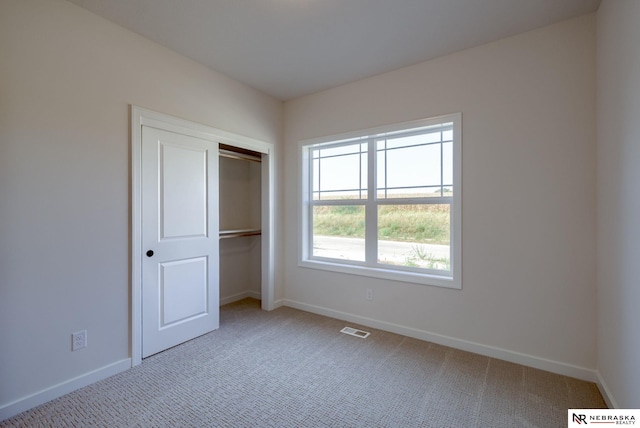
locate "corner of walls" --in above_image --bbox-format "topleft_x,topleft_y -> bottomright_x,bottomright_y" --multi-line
595,371 -> 619,409
596,0 -> 640,409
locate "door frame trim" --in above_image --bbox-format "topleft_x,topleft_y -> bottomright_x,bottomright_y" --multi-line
131,106 -> 276,366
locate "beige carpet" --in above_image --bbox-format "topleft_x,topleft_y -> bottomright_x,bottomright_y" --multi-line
1,298 -> 605,427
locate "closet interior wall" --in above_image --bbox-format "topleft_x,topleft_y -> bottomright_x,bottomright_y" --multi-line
219,146 -> 262,305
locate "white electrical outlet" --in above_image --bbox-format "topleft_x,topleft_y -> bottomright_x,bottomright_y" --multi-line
72,330 -> 87,351
366,288 -> 373,301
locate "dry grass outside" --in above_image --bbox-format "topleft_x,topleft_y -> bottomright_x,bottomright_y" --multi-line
313,204 -> 450,245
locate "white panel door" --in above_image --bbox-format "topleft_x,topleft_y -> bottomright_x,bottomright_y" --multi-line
141,125 -> 219,358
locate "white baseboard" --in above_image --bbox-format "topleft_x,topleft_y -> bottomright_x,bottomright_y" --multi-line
0,358 -> 131,422
272,299 -> 286,309
220,290 -> 261,306
595,371 -> 618,409
282,299 -> 598,383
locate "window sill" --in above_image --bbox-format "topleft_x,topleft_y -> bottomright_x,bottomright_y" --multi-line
298,259 -> 461,289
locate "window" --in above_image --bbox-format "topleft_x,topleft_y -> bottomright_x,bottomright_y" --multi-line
299,114 -> 461,288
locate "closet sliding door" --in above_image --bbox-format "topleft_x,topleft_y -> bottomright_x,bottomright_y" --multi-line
132,106 -> 276,365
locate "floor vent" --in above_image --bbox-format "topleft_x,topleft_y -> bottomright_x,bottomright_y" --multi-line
340,326 -> 370,339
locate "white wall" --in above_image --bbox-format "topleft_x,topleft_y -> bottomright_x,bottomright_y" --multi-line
0,0 -> 282,415
596,0 -> 640,409
283,15 -> 597,375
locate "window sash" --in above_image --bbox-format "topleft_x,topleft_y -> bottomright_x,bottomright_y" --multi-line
309,199 -> 452,276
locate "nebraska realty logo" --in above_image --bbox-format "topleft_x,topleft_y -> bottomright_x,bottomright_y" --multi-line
569,409 -> 639,425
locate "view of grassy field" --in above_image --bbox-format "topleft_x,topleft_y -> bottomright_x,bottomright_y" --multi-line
312,204 -> 450,245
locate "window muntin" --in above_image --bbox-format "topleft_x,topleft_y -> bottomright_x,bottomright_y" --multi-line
376,124 -> 453,199
300,114 -> 461,288
312,142 -> 367,201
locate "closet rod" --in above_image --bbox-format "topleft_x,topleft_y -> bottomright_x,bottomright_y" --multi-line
219,228 -> 262,239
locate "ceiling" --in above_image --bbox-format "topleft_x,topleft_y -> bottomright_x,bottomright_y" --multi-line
67,0 -> 601,101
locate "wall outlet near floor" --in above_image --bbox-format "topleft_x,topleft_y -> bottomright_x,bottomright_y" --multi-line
365,288 -> 373,301
72,330 -> 87,351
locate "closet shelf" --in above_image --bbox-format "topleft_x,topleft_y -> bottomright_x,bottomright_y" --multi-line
219,143 -> 262,163
219,228 -> 262,239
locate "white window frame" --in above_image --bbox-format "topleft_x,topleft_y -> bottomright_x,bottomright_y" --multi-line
298,113 -> 462,289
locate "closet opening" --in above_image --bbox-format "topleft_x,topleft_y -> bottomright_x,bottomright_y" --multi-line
219,143 -> 265,307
